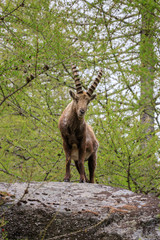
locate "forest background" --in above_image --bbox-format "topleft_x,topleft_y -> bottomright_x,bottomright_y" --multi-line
0,0 -> 160,196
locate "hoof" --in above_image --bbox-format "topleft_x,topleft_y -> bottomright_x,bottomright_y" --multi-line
64,179 -> 70,182
79,179 -> 85,183
85,178 -> 89,183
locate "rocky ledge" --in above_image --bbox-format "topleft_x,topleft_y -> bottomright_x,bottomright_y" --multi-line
0,182 -> 160,240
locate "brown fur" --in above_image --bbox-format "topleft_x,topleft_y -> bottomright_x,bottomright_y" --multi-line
58,92 -> 99,183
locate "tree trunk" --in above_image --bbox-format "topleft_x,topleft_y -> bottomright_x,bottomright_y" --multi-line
140,4 -> 156,148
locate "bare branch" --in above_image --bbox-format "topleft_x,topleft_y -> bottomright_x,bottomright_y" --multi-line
0,66 -> 49,107
0,0 -> 25,21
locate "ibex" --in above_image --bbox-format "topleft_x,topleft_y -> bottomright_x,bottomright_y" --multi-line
58,65 -> 102,183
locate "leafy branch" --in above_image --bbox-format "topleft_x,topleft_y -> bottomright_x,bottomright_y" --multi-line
0,0 -> 25,21
0,65 -> 49,107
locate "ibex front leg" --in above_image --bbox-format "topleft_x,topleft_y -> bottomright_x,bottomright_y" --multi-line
78,140 -> 86,183
63,140 -> 71,182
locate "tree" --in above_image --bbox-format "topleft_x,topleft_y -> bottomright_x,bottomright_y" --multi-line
55,0 -> 160,194
140,1 -> 156,144
0,0 -> 74,182
0,0 -> 159,195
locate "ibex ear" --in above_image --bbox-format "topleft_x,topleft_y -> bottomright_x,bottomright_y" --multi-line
69,90 -> 78,101
90,94 -> 96,101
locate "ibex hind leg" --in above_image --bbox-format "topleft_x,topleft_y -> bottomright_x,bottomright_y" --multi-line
88,153 -> 96,183
75,161 -> 89,183
64,157 -> 71,182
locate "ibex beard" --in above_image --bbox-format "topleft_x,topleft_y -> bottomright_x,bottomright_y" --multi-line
58,65 -> 102,183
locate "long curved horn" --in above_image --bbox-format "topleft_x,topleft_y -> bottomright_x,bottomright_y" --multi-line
72,64 -> 83,94
87,69 -> 103,97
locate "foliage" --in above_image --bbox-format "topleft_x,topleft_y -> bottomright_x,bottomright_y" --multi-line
0,0 -> 160,195
0,216 -> 8,240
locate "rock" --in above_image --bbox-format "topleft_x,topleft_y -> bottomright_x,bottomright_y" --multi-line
0,182 -> 159,240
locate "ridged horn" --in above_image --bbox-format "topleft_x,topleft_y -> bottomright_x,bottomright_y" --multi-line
72,64 -> 83,94
87,69 -> 103,97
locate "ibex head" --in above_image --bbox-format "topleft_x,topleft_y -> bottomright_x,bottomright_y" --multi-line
70,65 -> 102,119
